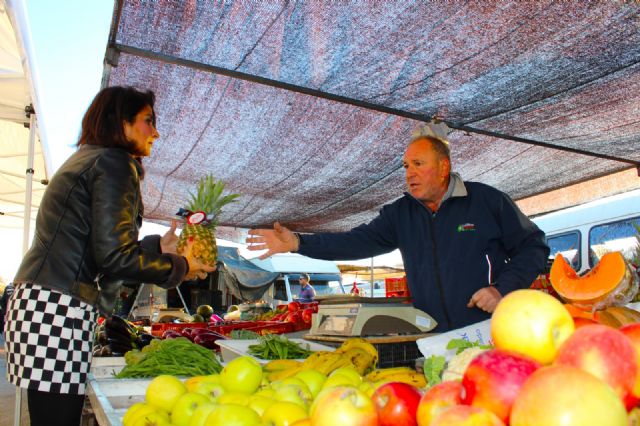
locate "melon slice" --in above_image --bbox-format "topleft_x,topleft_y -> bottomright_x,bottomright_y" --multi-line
549,252 -> 638,310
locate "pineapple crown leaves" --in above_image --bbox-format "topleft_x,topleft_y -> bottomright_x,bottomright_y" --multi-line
185,175 -> 240,229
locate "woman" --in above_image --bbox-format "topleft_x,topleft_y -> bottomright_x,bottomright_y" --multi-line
3,86 -> 214,425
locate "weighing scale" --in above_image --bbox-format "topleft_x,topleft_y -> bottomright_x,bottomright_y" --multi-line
308,295 -> 438,337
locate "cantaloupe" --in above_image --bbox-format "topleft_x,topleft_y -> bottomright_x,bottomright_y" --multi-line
550,252 -> 638,310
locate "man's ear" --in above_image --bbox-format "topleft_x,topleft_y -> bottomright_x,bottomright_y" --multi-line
441,157 -> 451,177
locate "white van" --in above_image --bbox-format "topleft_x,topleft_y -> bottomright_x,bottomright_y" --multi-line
531,189 -> 640,274
249,253 -> 345,307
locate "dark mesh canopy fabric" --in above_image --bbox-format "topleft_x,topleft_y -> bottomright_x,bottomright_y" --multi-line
103,1 -> 640,240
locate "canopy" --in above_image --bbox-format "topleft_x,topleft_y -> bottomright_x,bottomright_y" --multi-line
102,1 -> 640,239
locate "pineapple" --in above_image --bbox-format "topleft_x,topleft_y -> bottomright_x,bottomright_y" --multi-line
176,175 -> 240,266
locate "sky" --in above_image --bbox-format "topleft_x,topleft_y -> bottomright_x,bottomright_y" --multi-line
0,0 -> 402,283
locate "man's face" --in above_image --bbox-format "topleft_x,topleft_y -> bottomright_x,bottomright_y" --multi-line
402,138 -> 450,208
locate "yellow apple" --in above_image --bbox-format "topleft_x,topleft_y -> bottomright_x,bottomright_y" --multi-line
220,356 -> 263,394
309,386 -> 378,426
294,369 -> 326,397
171,392 -> 212,426
491,289 -> 574,364
273,384 -> 313,408
262,401 -> 308,426
510,365 -> 627,426
328,366 -> 363,385
247,395 -> 276,417
204,403 -> 261,426
217,392 -> 252,406
145,374 -> 188,413
187,403 -> 218,426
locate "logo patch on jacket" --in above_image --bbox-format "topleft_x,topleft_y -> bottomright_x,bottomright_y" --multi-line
457,223 -> 476,232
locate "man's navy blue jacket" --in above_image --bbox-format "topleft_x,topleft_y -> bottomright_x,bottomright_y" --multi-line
298,179 -> 549,332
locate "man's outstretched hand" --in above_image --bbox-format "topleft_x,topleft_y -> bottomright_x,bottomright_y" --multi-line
246,222 -> 299,259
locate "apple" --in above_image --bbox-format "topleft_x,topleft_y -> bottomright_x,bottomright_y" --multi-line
309,386 -> 378,426
220,356 -> 263,394
278,377 -> 312,395
371,382 -> 421,426
122,403 -> 158,426
262,401 -> 309,426
273,383 -> 313,408
510,365 -> 627,426
145,374 -> 187,412
294,369 -> 326,397
329,366 -> 363,385
216,392 -> 252,406
131,410 -> 172,426
429,405 -> 505,426
203,403 -> 261,425
491,289 -> 574,364
555,323 -> 638,409
194,380 -> 226,402
247,394 -> 276,417
620,322 -> 640,401
321,373 -> 358,390
170,392 -> 212,426
462,349 -> 540,423
416,380 -> 463,426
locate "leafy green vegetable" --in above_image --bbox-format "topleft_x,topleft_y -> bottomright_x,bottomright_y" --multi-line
116,337 -> 222,378
423,355 -> 446,387
230,329 -> 261,340
446,338 -> 492,355
247,334 -> 313,360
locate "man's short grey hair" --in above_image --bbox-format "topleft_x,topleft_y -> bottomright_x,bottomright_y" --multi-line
409,122 -> 451,160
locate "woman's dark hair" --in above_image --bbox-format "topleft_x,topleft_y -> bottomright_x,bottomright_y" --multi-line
77,86 -> 156,149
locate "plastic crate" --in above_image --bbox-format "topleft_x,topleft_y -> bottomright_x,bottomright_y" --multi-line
150,322 -> 207,337
375,341 -> 421,368
385,276 -> 410,298
244,321 -> 297,335
209,321 -> 260,337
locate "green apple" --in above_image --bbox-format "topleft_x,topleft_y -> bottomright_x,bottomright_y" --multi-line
203,403 -> 261,426
220,356 -> 263,394
262,401 -> 309,426
217,392 -> 252,406
187,403 -> 217,426
322,374 -> 357,390
329,367 -> 363,385
247,395 -> 277,417
274,384 -> 313,408
254,388 -> 276,399
131,410 -> 171,426
194,381 -> 226,402
145,375 -> 188,413
294,369 -> 326,397
171,392 -> 212,426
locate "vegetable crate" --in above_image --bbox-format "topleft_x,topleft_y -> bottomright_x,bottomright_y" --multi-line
150,322 -> 207,337
385,276 -> 410,298
245,321 -> 297,335
209,321 -> 261,337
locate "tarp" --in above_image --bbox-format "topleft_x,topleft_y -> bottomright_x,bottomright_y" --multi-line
0,2 -> 46,231
102,1 -> 640,239
217,245 -> 280,302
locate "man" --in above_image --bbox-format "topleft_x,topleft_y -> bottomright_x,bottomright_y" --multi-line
247,128 -> 549,332
298,273 -> 316,303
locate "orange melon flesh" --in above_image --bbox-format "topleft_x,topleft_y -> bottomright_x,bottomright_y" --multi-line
549,252 -> 630,304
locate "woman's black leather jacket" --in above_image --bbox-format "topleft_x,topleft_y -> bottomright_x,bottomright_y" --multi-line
13,145 -> 187,315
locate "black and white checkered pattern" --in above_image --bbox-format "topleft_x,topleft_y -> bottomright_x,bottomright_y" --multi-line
4,283 -> 98,394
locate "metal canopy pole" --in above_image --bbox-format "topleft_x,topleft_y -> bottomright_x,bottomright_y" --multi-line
15,104 -> 35,426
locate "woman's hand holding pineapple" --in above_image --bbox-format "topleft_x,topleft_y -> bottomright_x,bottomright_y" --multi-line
160,220 -> 179,254
181,237 -> 217,281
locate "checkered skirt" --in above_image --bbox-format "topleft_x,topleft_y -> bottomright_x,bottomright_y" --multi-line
3,283 -> 99,394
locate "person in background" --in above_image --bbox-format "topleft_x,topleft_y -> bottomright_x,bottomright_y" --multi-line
247,123 -> 549,332
0,282 -> 14,335
4,86 -> 215,426
298,273 -> 316,303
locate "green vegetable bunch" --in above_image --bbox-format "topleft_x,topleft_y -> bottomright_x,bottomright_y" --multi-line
247,334 -> 314,360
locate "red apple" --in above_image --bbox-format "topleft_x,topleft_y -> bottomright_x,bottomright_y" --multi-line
371,382 -> 421,426
430,405 -> 505,426
510,365 -> 627,426
309,386 -> 378,426
416,381 -> 463,426
554,323 -> 638,409
617,322 -> 640,406
462,349 -> 541,424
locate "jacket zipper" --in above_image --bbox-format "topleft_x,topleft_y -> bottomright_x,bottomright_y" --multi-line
428,211 -> 452,330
